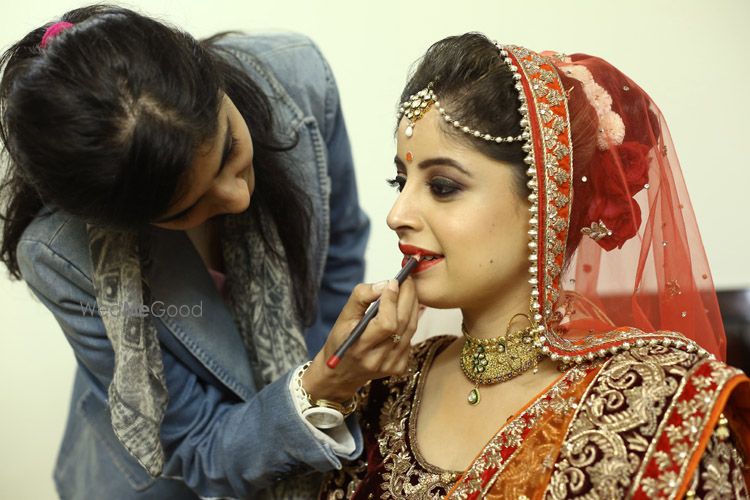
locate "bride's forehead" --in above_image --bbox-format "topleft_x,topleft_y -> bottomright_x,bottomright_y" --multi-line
397,111 -> 462,151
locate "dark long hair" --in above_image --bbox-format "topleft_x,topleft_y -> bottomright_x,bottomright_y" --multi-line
0,5 -> 315,323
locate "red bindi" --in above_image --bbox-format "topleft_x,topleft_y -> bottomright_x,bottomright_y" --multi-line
406,151 -> 413,162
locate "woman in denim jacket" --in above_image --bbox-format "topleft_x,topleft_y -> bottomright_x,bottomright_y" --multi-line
0,5 -> 419,499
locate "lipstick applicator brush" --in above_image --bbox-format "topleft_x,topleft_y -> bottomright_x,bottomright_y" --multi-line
326,255 -> 421,369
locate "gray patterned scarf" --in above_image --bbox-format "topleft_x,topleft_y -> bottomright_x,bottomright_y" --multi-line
221,208 -> 308,387
87,205 -> 319,498
87,227 -> 168,476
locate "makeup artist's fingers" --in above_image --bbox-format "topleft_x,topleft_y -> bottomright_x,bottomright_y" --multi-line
377,342 -> 410,375
327,279 -> 397,368
369,279 -> 399,341
386,299 -> 419,366
337,281 -> 386,325
376,287 -> 420,374
402,293 -> 421,345
323,280 -> 386,352
352,287 -> 409,370
388,349 -> 410,375
370,277 -> 417,350
395,277 -> 416,331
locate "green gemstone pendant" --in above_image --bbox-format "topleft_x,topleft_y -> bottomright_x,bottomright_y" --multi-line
468,387 -> 481,405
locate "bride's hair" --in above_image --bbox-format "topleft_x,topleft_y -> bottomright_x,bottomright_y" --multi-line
398,33 -> 598,208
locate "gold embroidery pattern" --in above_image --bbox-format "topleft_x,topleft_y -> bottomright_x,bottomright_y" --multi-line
687,421 -> 750,499
378,337 -> 460,499
503,45 -> 573,325
318,338 -> 452,500
545,345 -> 689,498
543,345 -> 742,499
633,359 -> 742,498
321,461 -> 368,500
449,365 -> 592,499
547,325 -> 711,367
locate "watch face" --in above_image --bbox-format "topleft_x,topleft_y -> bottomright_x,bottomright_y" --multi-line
303,407 -> 344,429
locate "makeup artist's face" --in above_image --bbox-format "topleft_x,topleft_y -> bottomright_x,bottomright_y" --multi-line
387,108 -> 530,312
152,95 -> 255,230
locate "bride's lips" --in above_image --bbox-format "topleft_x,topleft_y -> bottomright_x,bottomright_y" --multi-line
399,243 -> 444,274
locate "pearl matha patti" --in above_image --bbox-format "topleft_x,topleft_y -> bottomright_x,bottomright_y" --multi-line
397,83 -> 524,143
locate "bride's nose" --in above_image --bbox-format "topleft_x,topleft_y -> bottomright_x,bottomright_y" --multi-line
387,184 -> 422,234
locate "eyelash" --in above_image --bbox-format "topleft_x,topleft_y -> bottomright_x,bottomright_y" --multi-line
386,175 -> 462,198
385,176 -> 404,191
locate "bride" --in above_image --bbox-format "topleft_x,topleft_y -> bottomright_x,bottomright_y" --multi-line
320,33 -> 750,499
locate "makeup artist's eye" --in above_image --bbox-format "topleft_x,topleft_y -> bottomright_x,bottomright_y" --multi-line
429,177 -> 461,198
386,175 -> 406,192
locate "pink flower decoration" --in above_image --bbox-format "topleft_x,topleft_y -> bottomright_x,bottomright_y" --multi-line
587,82 -> 613,115
564,63 -> 624,150
597,112 -> 625,150
566,65 -> 594,85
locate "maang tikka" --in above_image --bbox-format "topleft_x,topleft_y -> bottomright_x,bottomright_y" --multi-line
397,82 -> 524,143
397,85 -> 436,138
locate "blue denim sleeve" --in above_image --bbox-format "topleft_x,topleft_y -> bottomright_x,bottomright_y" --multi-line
17,239 -> 362,498
304,48 -> 370,356
158,349 -> 363,496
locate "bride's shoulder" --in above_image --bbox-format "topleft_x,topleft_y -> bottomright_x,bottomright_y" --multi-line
595,330 -> 743,386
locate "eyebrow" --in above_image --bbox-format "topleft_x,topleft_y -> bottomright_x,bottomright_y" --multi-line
394,155 -> 473,177
153,117 -> 233,223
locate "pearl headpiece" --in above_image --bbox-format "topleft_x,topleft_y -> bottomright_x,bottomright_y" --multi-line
397,83 -> 524,143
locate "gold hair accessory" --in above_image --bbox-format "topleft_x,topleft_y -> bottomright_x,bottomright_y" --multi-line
397,83 -> 524,143
397,86 -> 436,138
460,314 -> 542,405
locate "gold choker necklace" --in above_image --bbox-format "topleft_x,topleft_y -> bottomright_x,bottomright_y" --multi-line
460,320 -> 542,405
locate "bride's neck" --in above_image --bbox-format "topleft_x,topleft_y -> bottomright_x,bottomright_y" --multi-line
460,287 -> 531,340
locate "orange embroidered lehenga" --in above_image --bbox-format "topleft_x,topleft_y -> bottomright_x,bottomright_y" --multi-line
321,41 -> 750,499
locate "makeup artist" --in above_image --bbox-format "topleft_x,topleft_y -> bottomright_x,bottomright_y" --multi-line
0,5 -> 419,499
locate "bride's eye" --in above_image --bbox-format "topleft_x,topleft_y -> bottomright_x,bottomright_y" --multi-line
429,177 -> 461,198
386,175 -> 406,193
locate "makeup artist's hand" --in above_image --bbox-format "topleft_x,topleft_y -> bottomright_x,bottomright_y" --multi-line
301,277 -> 419,403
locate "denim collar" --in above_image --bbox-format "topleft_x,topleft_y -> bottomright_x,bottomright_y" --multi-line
146,227 -> 254,401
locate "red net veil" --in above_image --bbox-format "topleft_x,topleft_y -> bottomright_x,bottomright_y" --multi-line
498,45 -> 726,362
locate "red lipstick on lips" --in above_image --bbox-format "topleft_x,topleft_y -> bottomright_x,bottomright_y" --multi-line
399,243 -> 444,273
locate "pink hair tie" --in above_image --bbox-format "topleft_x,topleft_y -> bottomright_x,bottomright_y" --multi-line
40,21 -> 74,49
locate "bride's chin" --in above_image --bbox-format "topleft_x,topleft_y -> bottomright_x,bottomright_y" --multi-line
413,285 -> 461,310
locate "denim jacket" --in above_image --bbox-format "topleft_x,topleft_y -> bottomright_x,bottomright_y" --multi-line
17,32 -> 369,499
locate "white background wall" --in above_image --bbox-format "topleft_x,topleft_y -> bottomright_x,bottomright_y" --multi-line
1,1 -> 748,498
